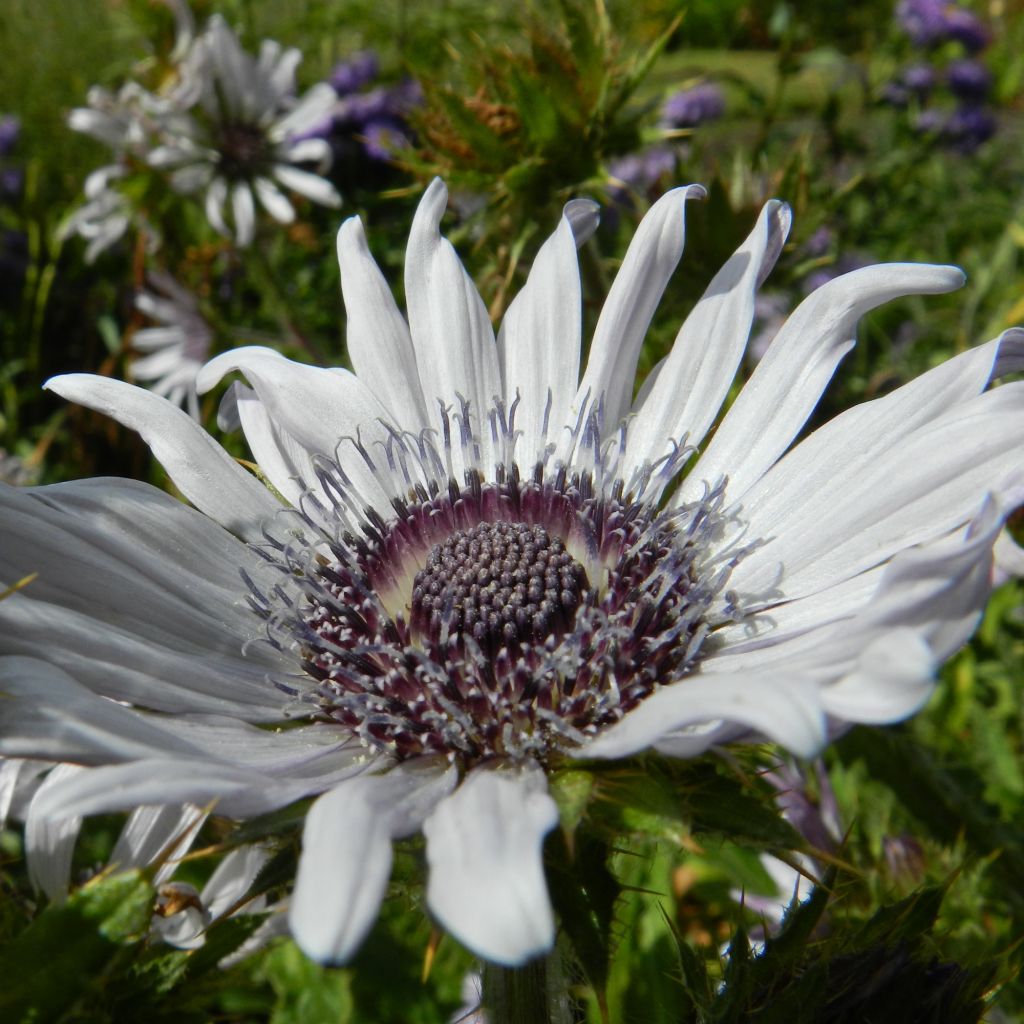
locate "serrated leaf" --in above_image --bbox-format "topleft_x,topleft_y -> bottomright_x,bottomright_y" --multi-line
0,870 -> 153,1023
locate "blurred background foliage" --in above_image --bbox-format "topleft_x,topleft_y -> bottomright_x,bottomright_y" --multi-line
1,0 -> 1023,1020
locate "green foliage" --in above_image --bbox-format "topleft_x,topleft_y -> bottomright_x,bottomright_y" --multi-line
0,871 -> 154,1023
2,0 -> 1024,1020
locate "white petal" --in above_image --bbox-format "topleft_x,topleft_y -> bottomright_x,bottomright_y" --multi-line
207,16 -> 249,117
0,656 -> 207,763
626,200 -> 791,473
195,346 -> 396,515
254,176 -> 295,224
44,374 -> 279,540
228,381 -> 308,506
578,673 -> 825,761
0,596 -> 285,720
713,493 -> 1007,677
205,177 -> 230,237
0,758 -> 49,829
729,328 -> 1024,564
272,163 -> 341,208
25,764 -> 85,902
730,384 -> 1024,601
497,200 -> 598,466
404,179 -> 501,470
290,761 -> 456,964
31,759 -> 317,821
569,184 -> 706,436
271,83 -> 338,141
0,480 -> 289,718
110,804 -> 207,884
202,843 -> 272,918
423,767 -> 558,966
819,629 -> 934,724
232,182 -> 256,246
677,263 -> 965,507
286,137 -> 333,166
337,216 -> 428,431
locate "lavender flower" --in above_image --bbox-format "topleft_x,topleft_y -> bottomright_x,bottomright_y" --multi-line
0,115 -> 22,205
0,116 -> 19,158
607,147 -> 676,205
329,51 -> 379,96
945,104 -> 996,151
896,0 -> 951,47
943,6 -> 991,52
946,59 -> 992,101
897,0 -> 990,51
662,83 -> 725,129
903,63 -> 937,97
915,104 -> 996,153
298,69 -> 422,178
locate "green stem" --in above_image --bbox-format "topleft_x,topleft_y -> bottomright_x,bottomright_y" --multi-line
247,243 -> 324,363
482,958 -> 561,1024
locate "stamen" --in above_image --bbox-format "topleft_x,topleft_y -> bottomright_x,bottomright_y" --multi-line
242,396 -> 745,765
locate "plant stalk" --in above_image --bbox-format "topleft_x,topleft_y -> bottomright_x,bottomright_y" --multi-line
482,958 -> 561,1024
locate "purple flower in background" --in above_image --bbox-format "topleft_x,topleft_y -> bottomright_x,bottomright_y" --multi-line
915,104 -> 995,153
607,146 -> 676,204
915,106 -> 947,134
947,59 -> 992,101
897,0 -> 952,47
903,63 -> 937,97
0,115 -> 22,204
0,116 -> 19,158
736,760 -> 842,937
945,104 -> 996,151
802,226 -> 834,259
943,7 -> 991,52
301,58 -> 422,176
662,83 -> 725,129
896,0 -> 989,50
329,51 -> 379,96
0,167 -> 22,203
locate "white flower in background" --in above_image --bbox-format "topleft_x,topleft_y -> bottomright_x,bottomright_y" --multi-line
2,179 -> 1022,967
63,84 -> 192,263
61,83 -> 172,261
149,15 -> 341,246
57,164 -> 135,263
131,271 -> 213,418
68,83 -> 160,155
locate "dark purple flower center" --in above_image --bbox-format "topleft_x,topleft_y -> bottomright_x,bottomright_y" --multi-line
410,520 -> 588,657
216,122 -> 268,178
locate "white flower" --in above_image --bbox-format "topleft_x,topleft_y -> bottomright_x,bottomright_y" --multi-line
57,164 -> 135,263
131,271 -> 213,418
1,180 -> 1022,968
148,15 -> 340,246
62,85 -> 170,261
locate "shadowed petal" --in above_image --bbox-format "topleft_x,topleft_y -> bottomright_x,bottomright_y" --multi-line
291,762 -> 456,964
423,767 -> 558,966
44,374 -> 279,540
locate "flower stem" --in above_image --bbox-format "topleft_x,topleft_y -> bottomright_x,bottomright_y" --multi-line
482,959 -> 560,1024
246,242 -> 324,363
